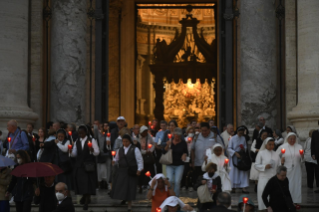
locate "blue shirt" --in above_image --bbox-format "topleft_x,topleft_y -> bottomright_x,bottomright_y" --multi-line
154,130 -> 166,144
7,128 -> 29,151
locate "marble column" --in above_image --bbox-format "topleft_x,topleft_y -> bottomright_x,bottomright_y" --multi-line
239,0 -> 277,128
284,1 -> 297,126
287,0 -> 319,141
50,0 -> 87,124
0,0 -> 38,131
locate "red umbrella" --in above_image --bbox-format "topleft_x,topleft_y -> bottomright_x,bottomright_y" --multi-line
11,162 -> 63,177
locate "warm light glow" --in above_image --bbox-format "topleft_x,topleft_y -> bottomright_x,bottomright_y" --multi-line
148,144 -> 153,149
145,171 -> 151,177
88,142 -> 92,148
68,131 -> 72,136
224,159 -> 229,164
107,132 -> 111,137
112,151 -> 116,156
68,145 -> 72,150
8,137 -> 11,142
281,148 -> 285,154
168,134 -> 172,139
243,197 -> 248,204
299,149 -> 304,155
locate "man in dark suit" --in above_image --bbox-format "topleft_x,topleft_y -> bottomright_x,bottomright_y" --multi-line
214,192 -> 233,212
311,129 -> 319,193
53,182 -> 75,212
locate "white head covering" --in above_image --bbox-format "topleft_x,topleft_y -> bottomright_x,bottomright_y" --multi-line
212,143 -> 224,155
140,125 -> 148,134
159,196 -> 185,211
260,137 -> 275,151
148,173 -> 167,196
284,132 -> 297,144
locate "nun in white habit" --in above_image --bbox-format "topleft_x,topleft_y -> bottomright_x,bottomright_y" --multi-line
276,132 -> 304,203
227,126 -> 249,193
159,196 -> 193,212
254,137 -> 281,210
202,143 -> 232,192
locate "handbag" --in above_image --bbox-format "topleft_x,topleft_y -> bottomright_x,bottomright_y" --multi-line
197,184 -> 213,203
159,149 -> 173,165
233,149 -> 252,171
83,162 -> 96,172
276,179 -> 296,212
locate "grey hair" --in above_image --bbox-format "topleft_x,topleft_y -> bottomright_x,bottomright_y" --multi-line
227,124 -> 233,128
217,192 -> 231,206
276,166 -> 287,174
174,127 -> 183,136
64,184 -> 68,190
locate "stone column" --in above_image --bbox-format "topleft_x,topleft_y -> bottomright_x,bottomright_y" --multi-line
50,0 -> 87,124
285,1 -> 297,126
287,0 -> 319,140
0,0 -> 38,130
239,0 -> 277,128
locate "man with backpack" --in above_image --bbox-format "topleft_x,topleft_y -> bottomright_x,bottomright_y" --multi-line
6,120 -> 29,155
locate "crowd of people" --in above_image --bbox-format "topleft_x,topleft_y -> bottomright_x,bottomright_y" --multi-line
0,115 -> 318,212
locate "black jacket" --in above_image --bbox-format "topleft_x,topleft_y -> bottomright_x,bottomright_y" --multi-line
34,184 -> 57,212
52,197 -> 75,212
194,174 -> 222,210
7,175 -> 35,202
213,205 -> 233,212
311,130 -> 319,160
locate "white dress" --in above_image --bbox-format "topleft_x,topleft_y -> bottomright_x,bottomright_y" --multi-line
249,139 -> 259,180
254,149 -> 281,210
227,135 -> 249,188
276,142 -> 304,203
202,149 -> 232,192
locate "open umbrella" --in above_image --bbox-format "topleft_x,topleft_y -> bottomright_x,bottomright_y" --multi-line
0,155 -> 16,167
10,162 -> 63,178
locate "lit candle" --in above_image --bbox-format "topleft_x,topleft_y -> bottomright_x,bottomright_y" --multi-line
151,125 -> 154,130
148,144 -> 152,149
68,145 -> 72,157
187,137 -> 192,142
68,131 -> 72,136
145,171 -> 152,179
168,134 -> 172,140
32,135 -> 36,142
299,149 -> 304,155
112,151 -> 116,160
107,132 -> 111,137
224,158 -> 229,164
156,208 -> 162,212
148,121 -> 152,126
243,197 -> 249,211
68,131 -> 73,144
88,142 -> 92,154
8,137 -> 11,150
281,148 -> 285,154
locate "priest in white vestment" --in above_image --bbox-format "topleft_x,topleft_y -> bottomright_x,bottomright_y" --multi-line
255,137 -> 281,210
227,126 -> 249,193
276,132 -> 304,203
221,124 -> 234,149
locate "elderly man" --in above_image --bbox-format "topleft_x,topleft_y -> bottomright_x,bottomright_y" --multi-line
214,192 -> 233,212
191,122 -> 224,186
52,122 -> 61,132
257,116 -> 272,136
6,120 -> 29,154
110,116 -> 126,149
262,166 -> 294,212
220,124 -> 234,149
52,182 -> 75,212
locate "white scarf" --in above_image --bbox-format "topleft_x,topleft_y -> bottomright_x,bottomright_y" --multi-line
159,196 -> 185,211
148,173 -> 167,196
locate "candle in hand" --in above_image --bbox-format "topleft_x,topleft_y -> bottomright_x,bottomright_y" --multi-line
111,151 -> 116,158
88,142 -> 92,148
243,197 -> 249,204
8,137 -> 11,143
32,136 -> 36,142
68,131 -> 72,136
281,148 -> 285,154
224,158 -> 229,164
156,208 -> 162,212
187,137 -> 192,142
151,126 -> 154,130
299,149 -> 304,155
68,145 -> 72,157
148,121 -> 152,126
107,132 -> 111,137
145,171 -> 151,178
168,134 -> 172,140
148,144 -> 152,149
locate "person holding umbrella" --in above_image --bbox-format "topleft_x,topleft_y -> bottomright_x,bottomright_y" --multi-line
0,155 -> 14,212
71,125 -> 100,210
6,150 -> 35,212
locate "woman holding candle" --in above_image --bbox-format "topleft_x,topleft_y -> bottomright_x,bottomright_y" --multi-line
194,162 -> 222,212
202,143 -> 232,192
227,126 -> 249,194
254,137 -> 281,211
55,128 -> 73,190
71,125 -> 100,210
164,127 -> 188,197
111,134 -> 143,212
276,132 -> 304,205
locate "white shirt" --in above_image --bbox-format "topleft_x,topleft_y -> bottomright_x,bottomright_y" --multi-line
57,140 -> 70,153
71,136 -> 100,157
114,144 -> 144,171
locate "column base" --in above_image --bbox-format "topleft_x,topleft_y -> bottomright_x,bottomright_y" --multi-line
287,105 -> 319,141
0,106 -> 38,133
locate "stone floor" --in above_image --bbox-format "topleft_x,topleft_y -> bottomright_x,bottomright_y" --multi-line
10,166 -> 319,211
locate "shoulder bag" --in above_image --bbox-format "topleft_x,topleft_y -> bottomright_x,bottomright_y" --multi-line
197,184 -> 213,203
159,148 -> 172,165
